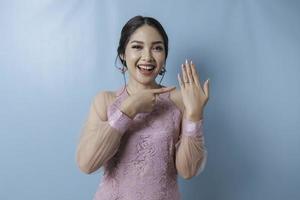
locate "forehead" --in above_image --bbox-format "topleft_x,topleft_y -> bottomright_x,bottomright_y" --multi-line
128,25 -> 164,43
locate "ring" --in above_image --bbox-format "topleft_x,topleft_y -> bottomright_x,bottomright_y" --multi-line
184,81 -> 189,83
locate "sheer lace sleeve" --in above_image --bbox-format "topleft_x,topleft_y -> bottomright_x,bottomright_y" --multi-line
76,92 -> 132,174
175,118 -> 207,179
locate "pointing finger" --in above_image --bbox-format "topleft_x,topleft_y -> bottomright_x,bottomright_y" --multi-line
150,86 -> 176,94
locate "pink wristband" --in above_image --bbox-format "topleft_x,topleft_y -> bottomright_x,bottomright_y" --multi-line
182,118 -> 204,137
108,108 -> 133,135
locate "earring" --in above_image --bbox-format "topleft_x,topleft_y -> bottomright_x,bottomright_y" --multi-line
122,66 -> 128,73
159,67 -> 166,75
117,60 -> 127,74
117,66 -> 127,73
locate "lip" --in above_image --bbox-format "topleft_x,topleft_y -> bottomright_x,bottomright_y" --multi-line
137,63 -> 156,67
136,63 -> 156,76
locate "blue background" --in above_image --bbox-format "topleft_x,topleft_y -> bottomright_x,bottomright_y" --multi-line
1,0 -> 299,199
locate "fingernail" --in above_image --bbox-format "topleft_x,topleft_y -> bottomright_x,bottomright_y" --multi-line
191,60 -> 193,64
185,59 -> 188,64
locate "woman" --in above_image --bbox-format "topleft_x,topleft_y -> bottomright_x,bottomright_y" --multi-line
76,15 -> 210,200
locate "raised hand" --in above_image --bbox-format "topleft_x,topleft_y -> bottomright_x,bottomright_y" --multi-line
121,86 -> 176,118
177,59 -> 210,121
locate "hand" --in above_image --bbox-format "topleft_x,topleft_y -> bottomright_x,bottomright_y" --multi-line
121,86 -> 176,118
177,59 -> 210,121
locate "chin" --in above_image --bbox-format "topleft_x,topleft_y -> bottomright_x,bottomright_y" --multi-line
137,79 -> 155,85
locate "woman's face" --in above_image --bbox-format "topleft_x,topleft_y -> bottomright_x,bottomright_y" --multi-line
122,25 -> 166,86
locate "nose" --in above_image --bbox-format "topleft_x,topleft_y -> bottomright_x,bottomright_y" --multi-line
141,49 -> 153,62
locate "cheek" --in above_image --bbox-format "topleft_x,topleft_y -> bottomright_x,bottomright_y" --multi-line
125,47 -> 139,60
126,52 -> 140,63
155,54 -> 166,64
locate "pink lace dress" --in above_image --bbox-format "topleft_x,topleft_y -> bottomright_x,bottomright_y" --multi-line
94,87 -> 183,199
83,86 -> 207,200
78,88 -> 206,200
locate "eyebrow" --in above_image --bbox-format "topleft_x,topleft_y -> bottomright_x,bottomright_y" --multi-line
130,40 -> 163,45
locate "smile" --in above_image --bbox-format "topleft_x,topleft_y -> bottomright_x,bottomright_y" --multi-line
137,64 -> 155,71
137,64 -> 156,76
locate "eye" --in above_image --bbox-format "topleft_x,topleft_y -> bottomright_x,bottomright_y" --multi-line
132,45 -> 142,50
153,46 -> 164,51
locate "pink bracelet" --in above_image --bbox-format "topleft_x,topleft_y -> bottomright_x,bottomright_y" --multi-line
108,107 -> 133,135
182,118 -> 204,137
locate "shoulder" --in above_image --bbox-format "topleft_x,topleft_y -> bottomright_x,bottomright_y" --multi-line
92,90 -> 118,121
94,90 -> 117,105
169,88 -> 185,113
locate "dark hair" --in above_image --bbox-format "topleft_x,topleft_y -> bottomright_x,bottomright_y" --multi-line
116,15 -> 169,67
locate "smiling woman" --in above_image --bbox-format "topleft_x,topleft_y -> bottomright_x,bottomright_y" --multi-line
121,25 -> 166,85
76,15 -> 210,200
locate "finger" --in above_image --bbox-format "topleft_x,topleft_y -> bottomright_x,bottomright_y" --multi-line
154,94 -> 158,103
181,64 -> 188,84
185,59 -> 194,83
150,86 -> 176,94
204,79 -> 210,98
177,73 -> 184,88
190,61 -> 201,87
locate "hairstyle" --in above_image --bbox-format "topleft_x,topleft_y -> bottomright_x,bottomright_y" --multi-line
116,15 -> 169,67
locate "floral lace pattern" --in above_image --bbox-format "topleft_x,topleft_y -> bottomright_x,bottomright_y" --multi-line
94,87 -> 182,200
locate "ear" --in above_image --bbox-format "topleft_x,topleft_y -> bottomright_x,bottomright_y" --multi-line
120,54 -> 125,61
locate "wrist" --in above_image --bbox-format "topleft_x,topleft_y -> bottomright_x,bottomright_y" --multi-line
120,102 -> 137,119
185,110 -> 203,122
108,107 -> 133,135
182,118 -> 204,137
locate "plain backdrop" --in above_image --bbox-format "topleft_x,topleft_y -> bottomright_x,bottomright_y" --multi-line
0,0 -> 299,199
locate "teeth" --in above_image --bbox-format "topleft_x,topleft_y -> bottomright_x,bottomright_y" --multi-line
138,65 -> 155,70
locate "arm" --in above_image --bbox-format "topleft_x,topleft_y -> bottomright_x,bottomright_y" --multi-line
175,59 -> 210,180
175,116 -> 207,180
76,87 -> 175,174
76,92 -> 133,174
